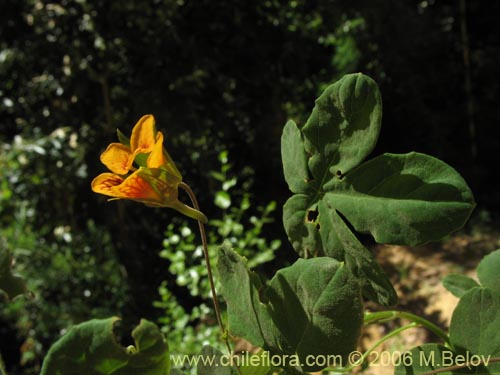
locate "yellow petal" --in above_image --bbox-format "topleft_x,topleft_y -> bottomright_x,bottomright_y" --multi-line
91,173 -> 125,196
100,143 -> 134,174
113,170 -> 163,202
147,131 -> 166,168
130,114 -> 156,153
147,131 -> 182,179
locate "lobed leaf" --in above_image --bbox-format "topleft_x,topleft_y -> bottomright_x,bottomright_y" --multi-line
40,318 -> 169,375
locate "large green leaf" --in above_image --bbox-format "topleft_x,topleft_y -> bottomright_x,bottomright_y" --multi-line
282,73 -> 382,259
266,256 -> 363,372
281,74 -> 475,307
40,318 -> 169,375
0,247 -> 28,301
302,73 -> 382,188
477,249 -> 500,293
449,287 -> 500,357
329,152 -> 475,246
218,244 -> 363,373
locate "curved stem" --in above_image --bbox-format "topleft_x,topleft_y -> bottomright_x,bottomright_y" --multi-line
364,310 -> 452,348
325,323 -> 418,372
178,183 -> 233,356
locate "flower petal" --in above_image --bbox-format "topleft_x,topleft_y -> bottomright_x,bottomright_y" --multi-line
113,170 -> 163,202
91,173 -> 125,196
147,131 -> 166,169
147,131 -> 182,179
130,114 -> 156,153
100,143 -> 134,174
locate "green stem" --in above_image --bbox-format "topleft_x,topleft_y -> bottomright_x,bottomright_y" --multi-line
178,183 -> 236,362
364,310 -> 452,348
325,323 -> 418,372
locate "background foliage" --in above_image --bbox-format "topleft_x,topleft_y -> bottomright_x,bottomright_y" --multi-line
1,0 -> 500,373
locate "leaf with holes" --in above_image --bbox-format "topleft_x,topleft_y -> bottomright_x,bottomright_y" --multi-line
281,73 -> 475,306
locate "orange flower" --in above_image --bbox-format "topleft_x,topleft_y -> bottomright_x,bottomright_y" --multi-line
91,115 -> 207,223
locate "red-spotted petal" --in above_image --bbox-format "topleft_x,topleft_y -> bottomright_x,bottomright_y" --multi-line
113,170 -> 163,202
91,173 -> 125,196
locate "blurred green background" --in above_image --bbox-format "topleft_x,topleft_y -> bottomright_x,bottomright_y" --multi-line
1,0 -> 499,373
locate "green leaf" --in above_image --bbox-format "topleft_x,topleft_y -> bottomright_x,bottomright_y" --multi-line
282,194 -> 323,257
329,152 -> 475,246
302,73 -> 382,188
477,249 -> 500,293
217,244 -> 275,350
0,247 -> 28,301
442,274 -> 479,298
281,73 -> 474,308
40,318 -> 170,375
281,120 -> 311,194
281,73 -> 382,259
320,198 -> 397,306
117,128 -> 131,147
218,244 -> 363,373
394,344 -> 456,375
266,256 -> 363,372
449,287 -> 500,357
